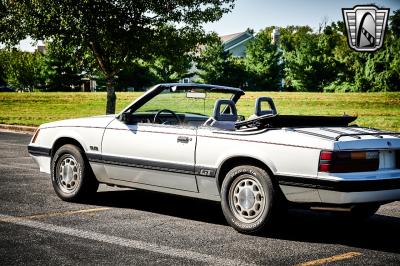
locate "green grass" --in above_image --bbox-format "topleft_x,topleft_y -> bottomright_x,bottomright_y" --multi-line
0,91 -> 399,131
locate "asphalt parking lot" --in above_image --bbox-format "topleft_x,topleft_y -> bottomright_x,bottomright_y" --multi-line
0,131 -> 399,265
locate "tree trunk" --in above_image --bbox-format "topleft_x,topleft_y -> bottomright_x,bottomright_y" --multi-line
106,77 -> 116,114
89,41 -> 117,114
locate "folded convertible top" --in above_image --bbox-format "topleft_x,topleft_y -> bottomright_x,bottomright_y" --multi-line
235,114 -> 357,129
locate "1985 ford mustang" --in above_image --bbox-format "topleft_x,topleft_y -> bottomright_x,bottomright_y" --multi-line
28,83 -> 400,233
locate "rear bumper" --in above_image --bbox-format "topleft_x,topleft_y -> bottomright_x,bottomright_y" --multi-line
278,172 -> 400,204
318,188 -> 400,204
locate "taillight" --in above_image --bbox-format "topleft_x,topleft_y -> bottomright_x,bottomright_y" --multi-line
31,129 -> 40,143
319,150 -> 379,173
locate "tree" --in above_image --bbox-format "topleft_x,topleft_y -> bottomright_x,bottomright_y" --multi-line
0,49 -> 7,86
279,26 -> 313,52
1,49 -> 44,91
330,18 -> 400,92
195,35 -> 247,88
41,39 -> 97,91
1,0 -> 234,114
245,28 -> 283,90
282,24 -> 342,92
116,60 -> 158,90
391,9 -> 400,38
148,55 -> 192,83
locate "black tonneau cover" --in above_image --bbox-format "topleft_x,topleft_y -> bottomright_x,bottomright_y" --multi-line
235,114 -> 357,129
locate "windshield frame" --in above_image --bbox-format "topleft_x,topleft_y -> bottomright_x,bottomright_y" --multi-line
117,83 -> 245,119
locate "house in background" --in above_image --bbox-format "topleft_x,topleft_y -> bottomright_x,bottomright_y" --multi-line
220,31 -> 254,58
182,30 -> 254,83
36,44 -> 47,54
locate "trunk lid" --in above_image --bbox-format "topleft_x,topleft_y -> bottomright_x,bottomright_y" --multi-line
293,126 -> 400,150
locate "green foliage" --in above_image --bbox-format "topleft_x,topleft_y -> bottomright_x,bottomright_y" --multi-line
116,60 -> 157,91
0,49 -> 44,90
280,26 -> 313,52
148,55 -> 192,83
391,9 -> 400,38
1,5 -> 399,95
331,28 -> 400,92
280,15 -> 400,93
0,50 -> 7,86
283,25 -> 342,92
41,39 -> 97,91
245,28 -> 283,90
195,35 -> 247,88
323,81 -> 357,92
1,0 -> 234,113
196,29 -> 283,90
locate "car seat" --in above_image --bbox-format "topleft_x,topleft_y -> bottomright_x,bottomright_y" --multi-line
203,99 -> 238,130
248,97 -> 277,120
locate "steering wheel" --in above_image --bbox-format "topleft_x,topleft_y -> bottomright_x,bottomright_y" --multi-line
153,109 -> 181,125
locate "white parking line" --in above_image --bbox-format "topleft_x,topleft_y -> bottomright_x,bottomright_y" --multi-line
22,207 -> 111,219
0,142 -> 28,147
0,214 -> 252,265
0,164 -> 37,170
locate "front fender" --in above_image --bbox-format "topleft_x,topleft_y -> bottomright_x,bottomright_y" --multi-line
51,129 -> 90,152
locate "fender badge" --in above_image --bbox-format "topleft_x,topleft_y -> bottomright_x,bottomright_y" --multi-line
90,146 -> 99,151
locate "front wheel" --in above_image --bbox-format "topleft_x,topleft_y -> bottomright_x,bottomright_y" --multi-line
51,144 -> 99,201
221,165 -> 276,234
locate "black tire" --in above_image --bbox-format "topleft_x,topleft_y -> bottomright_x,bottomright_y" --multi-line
349,203 -> 380,220
220,165 -> 276,234
51,144 -> 99,201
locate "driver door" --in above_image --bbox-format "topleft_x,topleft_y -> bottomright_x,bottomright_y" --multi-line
101,119 -> 198,192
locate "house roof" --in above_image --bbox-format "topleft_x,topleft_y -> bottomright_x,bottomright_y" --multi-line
220,32 -> 244,43
220,31 -> 254,53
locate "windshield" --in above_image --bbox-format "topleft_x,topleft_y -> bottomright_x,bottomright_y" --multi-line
136,88 -> 236,117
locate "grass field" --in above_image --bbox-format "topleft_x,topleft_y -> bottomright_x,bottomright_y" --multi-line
0,91 -> 399,131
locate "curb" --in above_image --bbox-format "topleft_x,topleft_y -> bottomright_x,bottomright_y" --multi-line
0,124 -> 37,134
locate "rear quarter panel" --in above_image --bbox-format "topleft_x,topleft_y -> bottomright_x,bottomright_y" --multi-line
196,128 -> 334,178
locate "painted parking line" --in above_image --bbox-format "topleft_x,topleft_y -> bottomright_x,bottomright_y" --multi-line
0,164 -> 38,170
295,252 -> 362,266
0,214 -> 252,266
22,207 -> 111,219
0,142 -> 29,147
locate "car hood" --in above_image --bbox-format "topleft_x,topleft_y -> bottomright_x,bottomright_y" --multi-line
39,115 -> 116,129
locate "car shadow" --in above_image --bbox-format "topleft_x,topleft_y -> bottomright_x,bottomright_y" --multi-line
85,189 -> 226,225
85,189 -> 400,254
266,209 -> 400,254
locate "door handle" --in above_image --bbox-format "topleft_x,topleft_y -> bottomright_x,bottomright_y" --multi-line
177,136 -> 191,143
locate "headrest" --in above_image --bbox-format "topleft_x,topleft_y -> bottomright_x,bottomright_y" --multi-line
255,97 -> 277,116
213,99 -> 238,122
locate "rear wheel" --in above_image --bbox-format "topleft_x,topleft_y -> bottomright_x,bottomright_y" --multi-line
221,165 -> 276,234
51,144 -> 99,201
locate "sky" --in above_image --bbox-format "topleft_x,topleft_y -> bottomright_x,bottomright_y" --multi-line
203,0 -> 400,35
17,0 -> 400,51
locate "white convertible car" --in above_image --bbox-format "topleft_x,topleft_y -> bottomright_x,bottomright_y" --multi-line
28,83 -> 400,233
